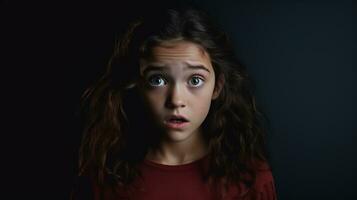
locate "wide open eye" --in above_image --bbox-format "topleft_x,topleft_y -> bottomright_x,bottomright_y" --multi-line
188,76 -> 205,87
147,74 -> 167,87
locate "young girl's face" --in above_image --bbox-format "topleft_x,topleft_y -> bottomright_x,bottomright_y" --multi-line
138,40 -> 222,143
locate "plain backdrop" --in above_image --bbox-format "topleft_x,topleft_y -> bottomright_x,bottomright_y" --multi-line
2,0 -> 356,199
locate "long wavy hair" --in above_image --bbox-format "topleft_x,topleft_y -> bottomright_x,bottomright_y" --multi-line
78,4 -> 269,199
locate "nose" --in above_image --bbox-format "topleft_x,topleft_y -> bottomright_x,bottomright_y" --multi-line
165,83 -> 186,109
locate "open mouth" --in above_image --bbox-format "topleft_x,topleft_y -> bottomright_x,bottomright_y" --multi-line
165,115 -> 189,129
167,115 -> 189,122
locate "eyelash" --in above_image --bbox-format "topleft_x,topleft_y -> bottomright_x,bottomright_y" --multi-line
146,74 -> 205,88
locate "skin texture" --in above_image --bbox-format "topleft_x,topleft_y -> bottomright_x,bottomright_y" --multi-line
138,40 -> 224,165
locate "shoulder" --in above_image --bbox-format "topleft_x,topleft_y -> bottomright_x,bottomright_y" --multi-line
254,160 -> 274,184
246,160 -> 277,200
228,160 -> 277,200
70,170 -> 132,200
70,170 -> 109,200
254,161 -> 276,193
70,175 -> 95,200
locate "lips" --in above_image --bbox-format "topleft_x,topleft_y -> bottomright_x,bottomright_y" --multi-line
164,115 -> 189,129
166,115 -> 189,122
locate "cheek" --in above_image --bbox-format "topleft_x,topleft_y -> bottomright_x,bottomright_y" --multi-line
143,91 -> 165,112
196,102 -> 211,116
192,91 -> 214,119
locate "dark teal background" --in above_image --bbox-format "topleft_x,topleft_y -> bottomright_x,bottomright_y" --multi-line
199,1 -> 356,199
3,0 -> 355,199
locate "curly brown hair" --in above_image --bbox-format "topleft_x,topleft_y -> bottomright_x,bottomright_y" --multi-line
77,4 -> 269,199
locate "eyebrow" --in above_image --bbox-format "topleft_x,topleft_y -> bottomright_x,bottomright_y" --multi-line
142,64 -> 210,75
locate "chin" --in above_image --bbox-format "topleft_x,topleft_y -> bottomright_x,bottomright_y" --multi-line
165,131 -> 194,143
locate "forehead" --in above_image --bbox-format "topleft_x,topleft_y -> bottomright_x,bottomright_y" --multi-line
141,40 -> 212,67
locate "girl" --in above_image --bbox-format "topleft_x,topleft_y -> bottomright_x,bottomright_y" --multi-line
71,4 -> 277,200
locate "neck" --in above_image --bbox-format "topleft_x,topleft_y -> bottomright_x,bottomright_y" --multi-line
146,130 -> 209,165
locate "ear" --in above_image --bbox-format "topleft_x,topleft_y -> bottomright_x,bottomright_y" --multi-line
212,73 -> 225,100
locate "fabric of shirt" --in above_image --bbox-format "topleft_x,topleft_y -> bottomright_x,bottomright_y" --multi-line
72,155 -> 277,200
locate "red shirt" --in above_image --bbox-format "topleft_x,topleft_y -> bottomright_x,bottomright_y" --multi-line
73,156 -> 277,200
